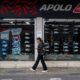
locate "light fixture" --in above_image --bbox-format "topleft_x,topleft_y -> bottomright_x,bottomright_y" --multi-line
25,22 -> 30,25
10,21 -> 14,24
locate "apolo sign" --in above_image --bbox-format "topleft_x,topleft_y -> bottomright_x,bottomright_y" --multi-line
40,4 -> 72,11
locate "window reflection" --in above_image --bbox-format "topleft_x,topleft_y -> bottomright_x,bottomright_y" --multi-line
44,24 -> 80,57
0,25 -> 34,60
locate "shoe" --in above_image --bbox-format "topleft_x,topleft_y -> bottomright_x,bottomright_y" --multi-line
30,68 -> 35,71
42,70 -> 48,72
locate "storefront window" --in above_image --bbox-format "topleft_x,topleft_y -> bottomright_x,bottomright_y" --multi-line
44,22 -> 80,60
0,25 -> 34,61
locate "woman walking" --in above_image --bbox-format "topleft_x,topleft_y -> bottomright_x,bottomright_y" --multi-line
30,37 -> 48,72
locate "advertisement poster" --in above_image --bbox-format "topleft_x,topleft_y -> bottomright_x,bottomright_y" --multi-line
11,28 -> 22,55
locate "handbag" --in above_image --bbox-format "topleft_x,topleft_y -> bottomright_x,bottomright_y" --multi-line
42,48 -> 46,55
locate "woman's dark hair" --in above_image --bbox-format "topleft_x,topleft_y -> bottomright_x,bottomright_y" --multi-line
36,37 -> 43,43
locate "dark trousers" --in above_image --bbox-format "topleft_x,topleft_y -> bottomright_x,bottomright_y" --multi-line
32,55 -> 47,70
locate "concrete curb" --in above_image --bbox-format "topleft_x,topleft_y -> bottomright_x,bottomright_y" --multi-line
0,61 -> 80,68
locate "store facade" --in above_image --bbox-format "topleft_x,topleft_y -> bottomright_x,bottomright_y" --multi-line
0,0 -> 80,61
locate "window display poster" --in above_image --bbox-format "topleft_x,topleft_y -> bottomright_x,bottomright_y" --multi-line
11,28 -> 22,55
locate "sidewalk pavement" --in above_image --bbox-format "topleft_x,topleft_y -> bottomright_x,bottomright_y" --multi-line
0,67 -> 80,75
1,61 -> 80,68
